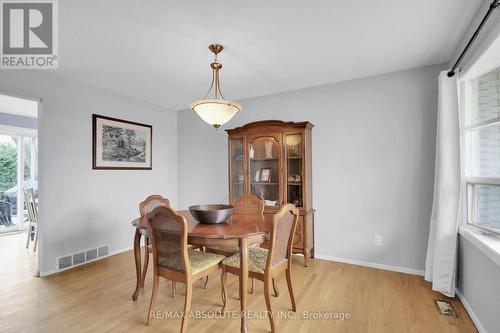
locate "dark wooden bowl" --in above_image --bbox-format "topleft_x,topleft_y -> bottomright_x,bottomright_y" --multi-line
189,204 -> 235,224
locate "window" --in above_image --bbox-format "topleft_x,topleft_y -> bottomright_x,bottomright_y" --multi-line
0,129 -> 38,234
464,66 -> 500,233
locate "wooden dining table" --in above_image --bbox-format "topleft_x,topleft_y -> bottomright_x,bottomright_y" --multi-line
131,211 -> 273,333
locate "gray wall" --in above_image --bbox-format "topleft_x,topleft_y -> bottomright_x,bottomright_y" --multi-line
0,70 -> 177,274
458,236 -> 500,333
178,63 -> 444,272
0,112 -> 37,129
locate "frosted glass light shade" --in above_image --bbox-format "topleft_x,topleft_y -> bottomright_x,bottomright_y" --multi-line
190,99 -> 241,128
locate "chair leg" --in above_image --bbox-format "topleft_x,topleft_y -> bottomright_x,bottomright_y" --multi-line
25,226 -> 31,249
221,271 -> 227,312
264,278 -> 276,333
146,275 -> 159,326
203,276 -> 209,289
33,226 -> 38,252
272,278 -> 279,297
181,283 -> 193,333
249,278 -> 255,294
171,281 -> 176,298
140,246 -> 149,289
285,269 -> 297,312
201,247 -> 208,288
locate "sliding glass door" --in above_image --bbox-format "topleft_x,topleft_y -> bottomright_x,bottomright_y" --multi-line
0,133 -> 37,234
0,135 -> 18,232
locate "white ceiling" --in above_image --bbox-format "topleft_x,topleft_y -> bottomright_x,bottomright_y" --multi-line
56,0 -> 482,111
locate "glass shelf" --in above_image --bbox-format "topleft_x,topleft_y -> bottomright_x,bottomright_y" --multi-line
286,134 -> 303,207
251,157 -> 279,161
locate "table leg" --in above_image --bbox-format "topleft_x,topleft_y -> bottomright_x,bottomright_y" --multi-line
239,237 -> 249,333
132,229 -> 142,301
303,218 -> 309,267
304,248 -> 310,268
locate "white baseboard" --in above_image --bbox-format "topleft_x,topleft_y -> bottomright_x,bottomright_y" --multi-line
40,248 -> 425,278
110,245 -> 134,257
39,269 -> 56,277
456,289 -> 487,333
39,245 -> 134,277
315,254 -> 425,276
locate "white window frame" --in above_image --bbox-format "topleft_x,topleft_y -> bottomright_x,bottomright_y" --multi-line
461,69 -> 500,236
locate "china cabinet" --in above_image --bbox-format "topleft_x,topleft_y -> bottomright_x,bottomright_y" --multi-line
226,120 -> 315,266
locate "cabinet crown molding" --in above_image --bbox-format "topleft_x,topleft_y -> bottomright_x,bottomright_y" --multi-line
225,120 -> 314,134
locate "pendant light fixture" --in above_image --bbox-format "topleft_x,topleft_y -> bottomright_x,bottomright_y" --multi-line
190,44 -> 241,129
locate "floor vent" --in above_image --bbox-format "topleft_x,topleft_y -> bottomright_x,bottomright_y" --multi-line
56,244 -> 110,271
98,246 -> 109,257
86,249 -> 98,261
72,252 -> 85,266
433,299 -> 458,317
58,255 -> 72,270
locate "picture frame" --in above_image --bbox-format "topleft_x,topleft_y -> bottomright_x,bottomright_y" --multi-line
260,168 -> 272,182
92,114 -> 152,170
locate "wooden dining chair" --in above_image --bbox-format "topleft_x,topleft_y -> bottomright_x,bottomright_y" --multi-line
221,204 -> 299,333
205,194 -> 264,256
24,188 -> 39,252
233,194 -> 265,215
139,195 -> 206,297
144,205 -> 226,332
138,195 -> 175,295
205,194 -> 265,293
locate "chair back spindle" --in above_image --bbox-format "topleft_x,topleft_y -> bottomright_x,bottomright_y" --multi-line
24,188 -> 38,224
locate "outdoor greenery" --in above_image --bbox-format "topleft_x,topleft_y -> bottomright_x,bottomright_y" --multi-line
0,143 -> 18,192
0,140 -> 31,193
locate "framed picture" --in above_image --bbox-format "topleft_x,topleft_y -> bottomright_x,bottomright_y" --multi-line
260,168 -> 272,182
92,114 -> 152,170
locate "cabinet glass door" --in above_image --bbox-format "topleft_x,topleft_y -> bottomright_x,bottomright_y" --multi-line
249,136 -> 280,207
229,138 -> 244,203
286,134 -> 303,207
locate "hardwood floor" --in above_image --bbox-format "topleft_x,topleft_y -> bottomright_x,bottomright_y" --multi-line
0,237 -> 476,332
0,232 -> 37,282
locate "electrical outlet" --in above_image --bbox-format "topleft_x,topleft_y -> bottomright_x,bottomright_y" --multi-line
374,235 -> 383,246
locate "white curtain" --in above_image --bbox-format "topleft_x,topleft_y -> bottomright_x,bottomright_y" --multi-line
424,71 -> 461,297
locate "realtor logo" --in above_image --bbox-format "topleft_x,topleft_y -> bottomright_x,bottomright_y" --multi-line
1,0 -> 58,69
